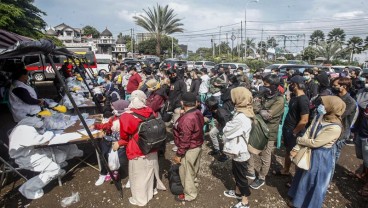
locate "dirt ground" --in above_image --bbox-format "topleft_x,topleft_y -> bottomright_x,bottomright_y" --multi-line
1,82 -> 367,208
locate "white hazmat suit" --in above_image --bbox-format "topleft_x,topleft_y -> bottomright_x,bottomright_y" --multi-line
8,118 -> 83,199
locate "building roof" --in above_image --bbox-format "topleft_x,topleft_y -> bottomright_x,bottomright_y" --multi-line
101,28 -> 112,36
116,37 -> 126,44
45,28 -> 57,36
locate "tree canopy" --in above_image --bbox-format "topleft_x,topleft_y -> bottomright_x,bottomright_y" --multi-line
327,28 -> 346,43
309,30 -> 325,45
134,4 -> 184,56
82,25 -> 100,38
0,0 -> 46,38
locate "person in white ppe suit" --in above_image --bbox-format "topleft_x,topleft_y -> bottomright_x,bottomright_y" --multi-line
8,117 -> 83,199
9,67 -> 44,122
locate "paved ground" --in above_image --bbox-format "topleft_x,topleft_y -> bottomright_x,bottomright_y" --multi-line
0,81 -> 367,208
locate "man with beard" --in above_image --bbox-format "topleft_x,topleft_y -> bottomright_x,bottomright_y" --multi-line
247,74 -> 285,189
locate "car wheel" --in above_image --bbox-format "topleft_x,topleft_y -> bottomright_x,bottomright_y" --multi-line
33,73 -> 45,81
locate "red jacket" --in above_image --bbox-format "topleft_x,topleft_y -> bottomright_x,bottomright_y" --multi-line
118,107 -> 156,160
94,115 -> 119,135
173,108 -> 204,157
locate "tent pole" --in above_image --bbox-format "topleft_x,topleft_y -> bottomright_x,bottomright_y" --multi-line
47,54 -> 123,198
70,57 -> 103,113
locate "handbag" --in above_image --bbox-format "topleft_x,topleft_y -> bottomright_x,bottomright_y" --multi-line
292,146 -> 311,170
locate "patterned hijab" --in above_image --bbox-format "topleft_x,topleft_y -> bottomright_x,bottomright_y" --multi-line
128,90 -> 147,109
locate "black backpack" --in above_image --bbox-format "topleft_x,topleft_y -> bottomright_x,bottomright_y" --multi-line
168,164 -> 184,195
131,112 -> 167,155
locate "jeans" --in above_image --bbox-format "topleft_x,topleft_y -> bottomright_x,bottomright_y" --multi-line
355,136 -> 368,167
330,138 -> 347,181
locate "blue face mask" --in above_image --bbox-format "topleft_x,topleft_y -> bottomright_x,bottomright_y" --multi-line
317,104 -> 326,115
359,77 -> 366,82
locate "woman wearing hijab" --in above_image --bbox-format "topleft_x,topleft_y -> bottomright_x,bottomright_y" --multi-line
114,90 -> 166,206
288,96 -> 346,208
222,87 -> 254,208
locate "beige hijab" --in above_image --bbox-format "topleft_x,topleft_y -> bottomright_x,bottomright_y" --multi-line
321,96 -> 346,126
231,87 -> 255,118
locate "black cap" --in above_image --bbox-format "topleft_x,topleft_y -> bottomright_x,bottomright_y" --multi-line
289,75 -> 304,84
181,92 -> 197,103
144,67 -> 152,75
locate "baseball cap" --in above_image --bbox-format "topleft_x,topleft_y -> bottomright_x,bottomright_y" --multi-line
289,75 -> 304,84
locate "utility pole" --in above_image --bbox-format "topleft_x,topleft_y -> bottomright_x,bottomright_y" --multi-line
130,28 -> 133,55
219,26 -> 222,56
260,28 -> 264,59
171,36 -> 174,58
226,33 -> 229,56
241,21 -> 243,61
212,35 -> 215,58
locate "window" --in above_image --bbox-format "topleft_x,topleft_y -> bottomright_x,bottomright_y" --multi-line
103,40 -> 107,43
205,62 -> 215,66
66,31 -> 72,36
230,64 -> 236,69
45,55 -> 65,64
195,62 -> 203,66
23,55 -> 40,65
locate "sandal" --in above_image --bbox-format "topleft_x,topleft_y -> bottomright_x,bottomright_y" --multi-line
272,169 -> 291,177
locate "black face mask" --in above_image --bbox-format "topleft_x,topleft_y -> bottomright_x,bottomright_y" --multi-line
169,76 -> 177,83
289,84 -> 295,92
331,87 -> 340,94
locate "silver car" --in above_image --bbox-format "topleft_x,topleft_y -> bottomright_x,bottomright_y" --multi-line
194,61 -> 216,70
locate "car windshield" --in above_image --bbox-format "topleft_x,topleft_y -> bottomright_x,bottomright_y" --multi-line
97,59 -> 110,64
265,64 -> 279,69
195,62 -> 203,65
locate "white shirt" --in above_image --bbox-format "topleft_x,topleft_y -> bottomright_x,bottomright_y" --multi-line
198,74 -> 210,94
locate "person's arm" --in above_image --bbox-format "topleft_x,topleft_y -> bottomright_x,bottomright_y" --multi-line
194,80 -> 200,95
176,119 -> 194,157
12,87 -> 42,105
293,96 -> 310,135
297,125 -> 341,148
341,98 -> 356,119
136,74 -> 144,89
311,83 -> 318,98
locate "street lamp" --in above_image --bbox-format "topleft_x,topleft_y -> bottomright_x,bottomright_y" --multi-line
244,0 -> 259,59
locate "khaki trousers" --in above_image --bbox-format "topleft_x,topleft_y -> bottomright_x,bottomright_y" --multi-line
179,147 -> 202,201
247,141 -> 274,180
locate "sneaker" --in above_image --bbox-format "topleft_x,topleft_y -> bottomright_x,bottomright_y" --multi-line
172,146 -> 178,152
231,201 -> 250,208
153,188 -> 158,195
346,138 -> 355,146
125,180 -> 130,188
208,149 -> 220,156
169,140 -> 175,145
250,178 -> 265,189
218,154 -> 228,162
224,190 -> 242,200
95,175 -> 106,186
245,172 -> 256,180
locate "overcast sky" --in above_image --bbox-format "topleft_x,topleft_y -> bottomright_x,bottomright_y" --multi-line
35,0 -> 368,53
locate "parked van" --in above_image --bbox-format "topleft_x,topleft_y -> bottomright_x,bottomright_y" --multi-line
95,54 -> 112,74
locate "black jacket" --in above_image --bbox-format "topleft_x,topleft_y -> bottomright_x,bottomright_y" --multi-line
168,78 -> 187,110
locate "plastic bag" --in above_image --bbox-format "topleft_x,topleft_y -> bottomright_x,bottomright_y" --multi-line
108,148 -> 120,171
60,192 -> 80,207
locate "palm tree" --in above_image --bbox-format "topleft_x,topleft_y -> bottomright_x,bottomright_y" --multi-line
309,30 -> 325,46
347,36 -> 364,62
315,41 -> 345,62
134,4 -> 184,56
257,41 -> 267,58
364,36 -> 368,50
327,28 -> 346,43
245,38 -> 256,57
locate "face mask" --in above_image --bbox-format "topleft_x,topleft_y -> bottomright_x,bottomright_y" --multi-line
331,87 -> 340,94
317,104 -> 327,115
303,76 -> 310,81
288,84 -> 295,92
360,77 -> 366,82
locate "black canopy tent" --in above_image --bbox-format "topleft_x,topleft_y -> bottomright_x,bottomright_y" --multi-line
0,39 -> 123,198
0,29 -> 33,50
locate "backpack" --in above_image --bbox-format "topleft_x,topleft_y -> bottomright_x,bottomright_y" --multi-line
168,164 -> 184,195
248,114 -> 270,155
131,112 -> 167,154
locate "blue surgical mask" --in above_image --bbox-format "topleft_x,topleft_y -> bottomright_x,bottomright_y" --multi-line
317,104 -> 326,115
359,77 -> 366,82
303,75 -> 310,81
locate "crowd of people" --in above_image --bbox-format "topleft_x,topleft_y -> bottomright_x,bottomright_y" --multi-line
5,59 -> 368,207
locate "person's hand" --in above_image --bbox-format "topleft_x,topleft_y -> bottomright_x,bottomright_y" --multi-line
204,117 -> 210,123
89,124 -> 95,130
172,155 -> 181,164
290,150 -> 298,158
112,142 -> 120,151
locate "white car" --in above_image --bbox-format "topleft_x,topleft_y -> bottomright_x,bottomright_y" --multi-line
95,54 -> 112,74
